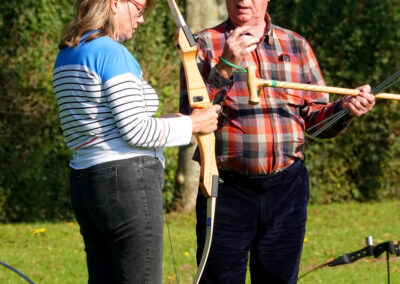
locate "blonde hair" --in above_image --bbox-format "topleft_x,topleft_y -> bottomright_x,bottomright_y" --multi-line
59,0 -> 118,49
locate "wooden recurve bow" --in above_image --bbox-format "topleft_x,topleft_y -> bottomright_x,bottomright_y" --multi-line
166,0 -> 219,283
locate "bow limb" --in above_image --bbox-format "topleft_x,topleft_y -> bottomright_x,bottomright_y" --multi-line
193,131 -> 218,284
170,16 -> 219,284
193,196 -> 216,284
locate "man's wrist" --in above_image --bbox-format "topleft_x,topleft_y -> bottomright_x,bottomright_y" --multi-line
209,64 -> 234,88
216,61 -> 235,79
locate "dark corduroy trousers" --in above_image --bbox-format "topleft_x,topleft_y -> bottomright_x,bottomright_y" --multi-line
196,160 -> 309,284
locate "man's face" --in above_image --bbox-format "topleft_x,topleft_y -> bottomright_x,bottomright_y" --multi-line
226,0 -> 270,27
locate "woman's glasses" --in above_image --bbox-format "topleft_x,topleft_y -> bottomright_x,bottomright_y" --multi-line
129,0 -> 146,17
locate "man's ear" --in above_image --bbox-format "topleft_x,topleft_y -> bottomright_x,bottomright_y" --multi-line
109,0 -> 119,15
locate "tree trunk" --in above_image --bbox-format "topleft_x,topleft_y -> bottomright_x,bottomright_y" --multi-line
171,136 -> 200,213
186,0 -> 228,33
171,0 -> 226,213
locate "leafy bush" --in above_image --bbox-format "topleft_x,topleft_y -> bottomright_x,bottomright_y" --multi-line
0,0 -> 181,221
269,0 -> 400,202
0,0 -> 75,221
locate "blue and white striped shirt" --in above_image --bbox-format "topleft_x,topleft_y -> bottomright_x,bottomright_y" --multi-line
53,35 -> 192,169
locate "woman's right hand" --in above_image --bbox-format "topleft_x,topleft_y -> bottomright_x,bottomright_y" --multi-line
190,104 -> 221,134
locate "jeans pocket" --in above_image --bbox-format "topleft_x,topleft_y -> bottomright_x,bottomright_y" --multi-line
136,156 -> 164,190
80,165 -> 118,207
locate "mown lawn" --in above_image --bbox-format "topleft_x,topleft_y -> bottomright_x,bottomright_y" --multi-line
0,201 -> 399,283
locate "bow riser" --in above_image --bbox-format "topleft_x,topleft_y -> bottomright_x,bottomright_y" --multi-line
174,28 -> 212,108
174,27 -> 219,198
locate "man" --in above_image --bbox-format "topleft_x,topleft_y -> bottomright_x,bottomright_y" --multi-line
180,0 -> 375,283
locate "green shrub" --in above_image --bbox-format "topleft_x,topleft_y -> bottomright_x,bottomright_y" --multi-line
270,0 -> 400,202
0,0 -> 181,221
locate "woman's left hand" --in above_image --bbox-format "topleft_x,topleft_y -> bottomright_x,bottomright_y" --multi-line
342,85 -> 375,117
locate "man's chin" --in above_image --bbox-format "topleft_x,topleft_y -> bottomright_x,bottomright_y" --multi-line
232,15 -> 252,26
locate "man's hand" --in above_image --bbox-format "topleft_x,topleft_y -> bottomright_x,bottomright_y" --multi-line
342,85 -> 375,116
216,26 -> 260,79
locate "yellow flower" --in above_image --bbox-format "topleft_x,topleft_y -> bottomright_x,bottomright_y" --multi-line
167,275 -> 176,281
184,251 -> 190,256
32,227 -> 46,234
304,238 -> 308,243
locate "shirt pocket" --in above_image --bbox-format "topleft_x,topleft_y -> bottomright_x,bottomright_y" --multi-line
270,59 -> 306,107
269,89 -> 304,125
273,89 -> 305,107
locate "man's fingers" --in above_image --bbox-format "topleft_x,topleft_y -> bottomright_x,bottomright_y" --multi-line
351,85 -> 375,112
244,43 -> 258,53
222,35 -> 259,65
229,26 -> 260,44
239,35 -> 260,45
360,92 -> 376,105
354,96 -> 368,108
356,84 -> 371,93
227,34 -> 259,49
230,25 -> 255,38
346,93 -> 375,116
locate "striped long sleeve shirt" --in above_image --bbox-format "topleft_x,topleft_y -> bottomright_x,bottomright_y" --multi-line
180,15 -> 351,175
53,34 -> 192,169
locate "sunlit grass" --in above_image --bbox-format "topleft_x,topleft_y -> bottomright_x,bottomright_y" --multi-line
0,201 -> 399,283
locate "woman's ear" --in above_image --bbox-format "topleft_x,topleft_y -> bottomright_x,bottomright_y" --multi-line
109,0 -> 119,15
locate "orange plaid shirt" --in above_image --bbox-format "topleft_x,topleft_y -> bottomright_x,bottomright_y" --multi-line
180,14 -> 350,175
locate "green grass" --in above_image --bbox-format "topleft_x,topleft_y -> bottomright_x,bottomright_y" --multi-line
0,201 -> 399,283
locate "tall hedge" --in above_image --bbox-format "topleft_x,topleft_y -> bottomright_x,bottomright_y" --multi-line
0,0 -> 180,222
269,0 -> 400,202
0,0 -> 75,221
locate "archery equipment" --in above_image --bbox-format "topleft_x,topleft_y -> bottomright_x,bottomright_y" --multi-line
247,65 -> 400,105
166,1 -> 220,283
298,236 -> 400,284
307,67 -> 400,138
0,261 -> 35,283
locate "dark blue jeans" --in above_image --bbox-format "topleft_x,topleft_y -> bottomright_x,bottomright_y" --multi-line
70,156 -> 164,284
196,160 -> 309,284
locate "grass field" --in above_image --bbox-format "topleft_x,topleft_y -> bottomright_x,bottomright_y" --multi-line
1,201 -> 399,283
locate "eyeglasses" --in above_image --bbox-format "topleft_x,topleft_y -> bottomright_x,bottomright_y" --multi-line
128,0 -> 146,17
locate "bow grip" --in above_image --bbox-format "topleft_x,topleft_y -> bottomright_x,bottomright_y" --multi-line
195,132 -> 219,198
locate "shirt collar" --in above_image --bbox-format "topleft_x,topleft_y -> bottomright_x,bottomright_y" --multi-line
264,13 -> 274,45
225,13 -> 274,45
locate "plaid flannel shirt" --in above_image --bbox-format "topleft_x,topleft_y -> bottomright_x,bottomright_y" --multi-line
180,14 -> 351,175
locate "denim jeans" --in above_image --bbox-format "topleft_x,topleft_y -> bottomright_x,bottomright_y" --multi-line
70,156 -> 164,284
196,160 -> 309,284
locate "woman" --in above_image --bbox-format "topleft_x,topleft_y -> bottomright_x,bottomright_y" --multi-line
52,0 -> 220,283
